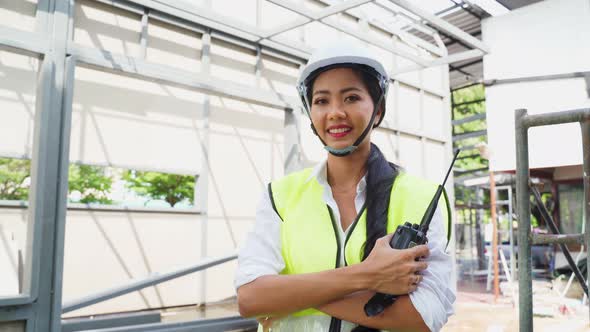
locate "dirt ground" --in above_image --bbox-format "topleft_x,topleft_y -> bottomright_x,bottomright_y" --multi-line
444,283 -> 589,332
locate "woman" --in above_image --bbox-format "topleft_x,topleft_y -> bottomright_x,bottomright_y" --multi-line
235,43 -> 455,332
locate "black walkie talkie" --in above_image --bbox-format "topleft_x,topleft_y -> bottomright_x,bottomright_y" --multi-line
363,149 -> 460,317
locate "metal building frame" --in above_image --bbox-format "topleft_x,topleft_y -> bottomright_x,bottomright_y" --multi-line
0,0 -> 484,330
515,108 -> 590,331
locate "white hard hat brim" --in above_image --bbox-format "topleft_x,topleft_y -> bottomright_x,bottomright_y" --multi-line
297,55 -> 388,87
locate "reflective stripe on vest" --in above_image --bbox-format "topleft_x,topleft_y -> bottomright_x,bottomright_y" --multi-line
269,168 -> 450,320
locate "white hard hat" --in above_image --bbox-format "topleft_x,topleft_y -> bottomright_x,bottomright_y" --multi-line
297,42 -> 389,89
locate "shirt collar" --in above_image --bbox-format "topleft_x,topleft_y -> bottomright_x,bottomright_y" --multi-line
305,159 -> 367,193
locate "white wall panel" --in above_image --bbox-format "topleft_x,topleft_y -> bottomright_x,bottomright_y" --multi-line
483,0 -> 590,171
482,0 -> 590,80
393,41 -> 421,85
486,78 -> 589,171
370,131 -> 399,164
423,92 -> 445,140
0,51 -> 38,158
398,134 -> 422,176
422,64 -> 445,96
70,67 -> 204,174
260,55 -> 299,97
74,0 -> 142,57
210,38 -> 257,88
0,209 -> 27,297
146,19 -> 202,73
397,83 -> 421,133
424,141 -> 446,182
61,211 -> 206,317
0,0 -> 37,32
207,96 -> 284,218
298,115 -> 326,165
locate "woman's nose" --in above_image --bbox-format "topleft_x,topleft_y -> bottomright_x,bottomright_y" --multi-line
327,102 -> 346,120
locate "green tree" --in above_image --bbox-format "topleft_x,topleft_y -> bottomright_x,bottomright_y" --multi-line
68,164 -> 113,204
452,84 -> 490,211
0,158 -> 31,200
123,170 -> 195,207
452,84 -> 488,172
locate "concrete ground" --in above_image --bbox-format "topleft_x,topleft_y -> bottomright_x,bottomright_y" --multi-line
444,279 -> 589,332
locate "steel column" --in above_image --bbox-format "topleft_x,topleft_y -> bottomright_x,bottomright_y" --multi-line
515,108 -> 533,332
581,119 -> 590,322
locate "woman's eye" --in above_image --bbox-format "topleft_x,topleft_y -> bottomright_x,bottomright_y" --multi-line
313,98 -> 327,105
344,95 -> 360,102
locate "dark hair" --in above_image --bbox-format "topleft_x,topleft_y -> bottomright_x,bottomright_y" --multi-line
362,143 -> 399,260
305,65 -> 386,127
350,144 -> 399,332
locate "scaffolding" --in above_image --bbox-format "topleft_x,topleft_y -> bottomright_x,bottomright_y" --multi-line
515,108 -> 590,332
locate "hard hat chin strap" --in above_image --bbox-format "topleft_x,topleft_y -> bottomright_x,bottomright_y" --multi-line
310,92 -> 385,157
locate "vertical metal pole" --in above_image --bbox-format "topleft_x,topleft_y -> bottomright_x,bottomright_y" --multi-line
580,119 -> 590,322
508,186 -> 516,283
515,108 -> 533,332
476,187 -> 485,270
139,8 -> 149,59
50,54 -> 76,331
198,30 -> 211,305
284,108 -> 301,175
490,171 -> 499,302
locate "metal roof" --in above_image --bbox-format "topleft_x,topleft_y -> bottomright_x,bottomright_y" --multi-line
404,0 -> 541,90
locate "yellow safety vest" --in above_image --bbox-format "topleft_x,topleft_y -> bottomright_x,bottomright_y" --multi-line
266,168 -> 450,329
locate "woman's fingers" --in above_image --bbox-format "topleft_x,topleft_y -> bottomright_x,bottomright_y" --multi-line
409,244 -> 429,259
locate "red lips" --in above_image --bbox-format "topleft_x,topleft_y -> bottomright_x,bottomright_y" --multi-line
327,124 -> 352,138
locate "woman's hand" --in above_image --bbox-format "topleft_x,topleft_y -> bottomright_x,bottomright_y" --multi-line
361,233 -> 429,295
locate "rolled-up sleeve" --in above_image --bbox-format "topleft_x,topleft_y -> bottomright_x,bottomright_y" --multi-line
408,206 -> 456,332
235,190 -> 285,290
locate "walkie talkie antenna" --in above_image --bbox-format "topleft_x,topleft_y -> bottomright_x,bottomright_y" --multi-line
419,149 -> 460,233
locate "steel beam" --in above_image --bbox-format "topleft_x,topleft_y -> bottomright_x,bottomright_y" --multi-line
261,0 -> 372,39
522,108 -> 590,128
0,200 -> 203,214
387,0 -> 489,53
452,129 -> 487,142
62,254 -> 237,314
392,49 -> 484,76
61,312 -> 161,332
452,113 -> 486,125
78,316 -> 257,332
119,0 -> 313,60
69,44 -> 300,110
368,0 -> 445,56
0,295 -> 31,307
484,71 -> 590,87
0,25 -> 48,56
29,0 -> 76,330
266,0 -> 430,66
22,57 -> 55,304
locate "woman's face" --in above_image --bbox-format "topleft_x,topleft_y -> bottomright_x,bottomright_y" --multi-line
310,67 -> 380,152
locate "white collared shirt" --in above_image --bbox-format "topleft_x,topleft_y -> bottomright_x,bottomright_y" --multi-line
235,160 -> 455,332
